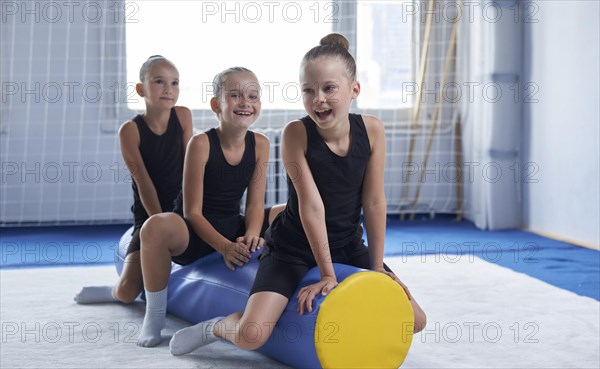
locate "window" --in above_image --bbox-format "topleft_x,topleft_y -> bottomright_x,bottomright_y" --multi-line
125,1 -> 413,112
126,1 -> 333,110
357,0 -> 413,109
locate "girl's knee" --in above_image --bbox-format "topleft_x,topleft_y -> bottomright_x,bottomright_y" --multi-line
140,213 -> 181,246
113,282 -> 139,303
235,321 -> 272,351
236,336 -> 268,351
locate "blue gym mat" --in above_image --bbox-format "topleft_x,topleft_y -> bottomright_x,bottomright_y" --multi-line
384,217 -> 599,301
1,219 -> 598,300
0,224 -> 130,268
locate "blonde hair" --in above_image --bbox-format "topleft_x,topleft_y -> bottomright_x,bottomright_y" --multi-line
139,55 -> 176,82
301,33 -> 356,81
212,66 -> 258,98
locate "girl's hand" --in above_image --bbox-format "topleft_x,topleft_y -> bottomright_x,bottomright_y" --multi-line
296,276 -> 338,315
220,241 -> 250,270
236,235 -> 264,253
374,268 -> 413,300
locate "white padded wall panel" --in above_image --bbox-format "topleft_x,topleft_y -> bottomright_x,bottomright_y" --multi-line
487,77 -> 521,151
478,0 -> 522,229
489,0 -> 522,73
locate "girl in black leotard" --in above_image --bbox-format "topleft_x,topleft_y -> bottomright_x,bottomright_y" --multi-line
134,67 -> 284,348
74,56 -> 193,305
169,33 -> 426,356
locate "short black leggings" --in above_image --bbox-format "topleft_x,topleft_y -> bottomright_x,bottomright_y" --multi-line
250,243 -> 393,299
125,208 -> 271,266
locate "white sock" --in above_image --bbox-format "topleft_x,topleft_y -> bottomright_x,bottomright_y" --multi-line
136,288 -> 167,347
73,286 -> 117,304
169,317 -> 224,356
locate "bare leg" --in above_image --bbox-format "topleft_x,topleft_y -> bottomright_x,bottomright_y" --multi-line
74,251 -> 143,304
409,296 -> 427,333
113,251 -> 143,303
389,273 -> 427,333
268,204 -> 286,225
217,292 -> 288,350
137,213 -> 189,347
170,291 -> 288,355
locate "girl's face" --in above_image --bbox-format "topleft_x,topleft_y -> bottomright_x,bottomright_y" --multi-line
137,61 -> 179,110
212,72 -> 261,129
300,56 -> 360,130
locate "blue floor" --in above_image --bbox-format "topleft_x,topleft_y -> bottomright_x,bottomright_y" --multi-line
0,224 -> 130,268
1,219 -> 599,300
384,217 -> 600,301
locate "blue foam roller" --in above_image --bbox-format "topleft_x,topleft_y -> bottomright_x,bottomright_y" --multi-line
115,226 -> 413,368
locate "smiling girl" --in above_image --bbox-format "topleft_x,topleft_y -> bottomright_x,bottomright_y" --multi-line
74,55 -> 192,306
169,34 -> 426,357
134,67 -> 284,347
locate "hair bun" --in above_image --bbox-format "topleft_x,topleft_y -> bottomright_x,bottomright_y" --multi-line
320,33 -> 349,50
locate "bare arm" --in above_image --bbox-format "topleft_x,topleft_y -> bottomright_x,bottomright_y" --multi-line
361,115 -> 387,271
175,106 -> 194,152
119,121 -> 162,216
183,134 -> 250,270
362,115 -> 413,299
240,132 -> 269,251
281,121 -> 337,314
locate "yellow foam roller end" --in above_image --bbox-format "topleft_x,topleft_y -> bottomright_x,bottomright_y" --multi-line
315,271 -> 414,368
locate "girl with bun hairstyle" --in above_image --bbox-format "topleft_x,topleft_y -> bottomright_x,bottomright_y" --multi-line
169,34 -> 426,356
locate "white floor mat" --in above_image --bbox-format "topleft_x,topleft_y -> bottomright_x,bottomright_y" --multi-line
1,256 -> 598,368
